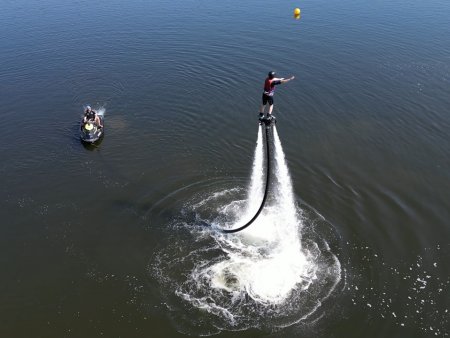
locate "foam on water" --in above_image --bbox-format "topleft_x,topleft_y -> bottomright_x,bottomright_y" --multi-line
151,126 -> 342,333
347,244 -> 450,336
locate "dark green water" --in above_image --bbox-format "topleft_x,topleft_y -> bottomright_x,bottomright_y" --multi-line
1,0 -> 449,337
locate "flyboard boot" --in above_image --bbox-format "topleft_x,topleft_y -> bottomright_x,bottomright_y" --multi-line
258,113 -> 276,127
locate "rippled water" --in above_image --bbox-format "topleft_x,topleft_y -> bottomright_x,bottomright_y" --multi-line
1,0 -> 449,337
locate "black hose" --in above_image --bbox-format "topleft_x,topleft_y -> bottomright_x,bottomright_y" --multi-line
221,125 -> 271,233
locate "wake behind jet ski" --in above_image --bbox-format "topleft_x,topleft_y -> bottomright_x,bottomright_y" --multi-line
80,106 -> 104,143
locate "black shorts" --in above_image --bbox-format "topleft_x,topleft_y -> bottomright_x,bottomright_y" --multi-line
262,93 -> 274,106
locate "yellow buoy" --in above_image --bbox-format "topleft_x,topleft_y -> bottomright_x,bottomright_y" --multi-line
294,8 -> 301,16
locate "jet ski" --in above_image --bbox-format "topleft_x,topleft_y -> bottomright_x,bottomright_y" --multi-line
80,115 -> 104,143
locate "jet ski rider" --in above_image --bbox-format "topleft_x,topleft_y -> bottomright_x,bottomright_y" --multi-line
83,106 -> 102,128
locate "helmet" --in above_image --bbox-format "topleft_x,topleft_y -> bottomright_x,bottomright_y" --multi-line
268,71 -> 276,79
86,105 -> 92,111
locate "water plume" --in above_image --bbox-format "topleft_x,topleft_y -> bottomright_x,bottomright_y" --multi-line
151,126 -> 342,333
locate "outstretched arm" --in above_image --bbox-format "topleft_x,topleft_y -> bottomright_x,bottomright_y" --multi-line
280,76 -> 295,84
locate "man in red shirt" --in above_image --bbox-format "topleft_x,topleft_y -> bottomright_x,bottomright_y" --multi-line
259,71 -> 295,121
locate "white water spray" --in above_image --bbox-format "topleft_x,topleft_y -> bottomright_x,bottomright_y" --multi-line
96,107 -> 106,116
205,126 -> 313,304
84,105 -> 105,116
153,126 -> 342,332
243,127 -> 264,219
272,126 -> 298,223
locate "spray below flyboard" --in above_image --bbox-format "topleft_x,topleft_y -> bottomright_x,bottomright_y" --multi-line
204,125 -> 308,304
219,114 -> 276,234
152,124 -> 342,332
242,126 -> 264,221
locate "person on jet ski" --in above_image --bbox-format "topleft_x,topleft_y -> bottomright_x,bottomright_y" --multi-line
83,106 -> 102,128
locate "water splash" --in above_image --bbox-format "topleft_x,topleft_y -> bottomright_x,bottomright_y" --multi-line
242,126 -> 264,219
151,127 -> 342,333
96,107 -> 106,116
83,105 -> 106,116
204,126 -> 311,304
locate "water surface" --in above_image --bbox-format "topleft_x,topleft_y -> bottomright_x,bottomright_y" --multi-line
1,0 -> 449,337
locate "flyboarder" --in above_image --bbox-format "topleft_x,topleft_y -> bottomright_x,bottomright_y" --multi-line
259,71 -> 295,123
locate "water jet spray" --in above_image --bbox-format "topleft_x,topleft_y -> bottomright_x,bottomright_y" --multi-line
220,114 -> 276,233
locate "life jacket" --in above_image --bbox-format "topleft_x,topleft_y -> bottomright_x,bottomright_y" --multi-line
264,78 -> 275,96
85,110 -> 96,121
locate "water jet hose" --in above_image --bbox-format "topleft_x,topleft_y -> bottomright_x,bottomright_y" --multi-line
221,124 -> 271,233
